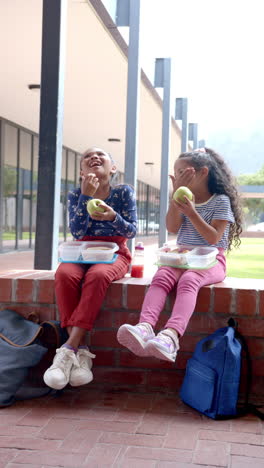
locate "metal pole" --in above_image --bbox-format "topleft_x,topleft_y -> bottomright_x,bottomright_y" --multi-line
198,139 -> 206,148
155,58 -> 172,247
116,0 -> 141,253
34,0 -> 67,269
189,123 -> 198,150
0,120 -> 4,252
175,97 -> 188,153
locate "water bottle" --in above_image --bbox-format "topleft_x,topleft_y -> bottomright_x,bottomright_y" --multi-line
131,241 -> 144,278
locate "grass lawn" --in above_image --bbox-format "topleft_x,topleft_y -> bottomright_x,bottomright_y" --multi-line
226,238 -> 264,279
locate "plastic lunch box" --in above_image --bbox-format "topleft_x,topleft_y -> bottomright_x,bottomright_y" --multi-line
59,241 -> 87,261
59,241 -> 119,262
156,246 -> 218,269
80,242 -> 119,262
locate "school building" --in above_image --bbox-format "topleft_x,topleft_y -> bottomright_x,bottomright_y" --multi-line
0,0 -> 190,254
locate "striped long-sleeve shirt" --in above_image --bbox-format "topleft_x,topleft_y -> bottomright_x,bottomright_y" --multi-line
68,184 -> 137,239
177,194 -> 235,250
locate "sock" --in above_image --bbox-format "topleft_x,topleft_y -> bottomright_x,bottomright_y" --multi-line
62,343 -> 78,354
78,345 -> 89,350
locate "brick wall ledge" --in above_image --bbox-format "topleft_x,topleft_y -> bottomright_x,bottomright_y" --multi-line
0,271 -> 264,398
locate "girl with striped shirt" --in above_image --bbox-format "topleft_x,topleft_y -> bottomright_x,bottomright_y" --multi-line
117,148 -> 243,363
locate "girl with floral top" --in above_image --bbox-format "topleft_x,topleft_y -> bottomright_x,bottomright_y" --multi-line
44,147 -> 137,390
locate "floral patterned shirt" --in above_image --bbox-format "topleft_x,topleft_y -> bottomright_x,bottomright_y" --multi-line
68,184 -> 137,239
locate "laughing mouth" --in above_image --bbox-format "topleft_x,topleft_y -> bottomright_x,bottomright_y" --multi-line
89,161 -> 102,168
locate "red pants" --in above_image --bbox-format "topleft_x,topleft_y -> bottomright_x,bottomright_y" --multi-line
55,236 -> 131,331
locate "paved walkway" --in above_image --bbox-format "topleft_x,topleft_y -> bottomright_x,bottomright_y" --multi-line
1,387 -> 264,468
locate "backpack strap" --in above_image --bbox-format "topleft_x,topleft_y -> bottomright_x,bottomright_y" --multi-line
228,317 -> 264,420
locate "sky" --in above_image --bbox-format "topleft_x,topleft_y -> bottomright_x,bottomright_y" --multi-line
102,0 -> 264,172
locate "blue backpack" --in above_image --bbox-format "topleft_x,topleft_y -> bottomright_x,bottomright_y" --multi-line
180,318 -> 264,420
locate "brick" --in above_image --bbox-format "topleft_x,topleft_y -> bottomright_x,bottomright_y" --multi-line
246,337 -> 264,357
90,329 -> 119,348
186,314 -> 224,335
231,417 -> 262,434
232,317 -> 264,338
76,418 -> 138,433
195,286 -> 211,312
199,429 -> 262,444
105,283 -> 123,308
15,278 -> 35,303
114,409 -> 142,423
115,458 -> 156,468
180,334 -> 204,352
0,437 -> 60,451
58,428 -> 101,453
126,393 -> 155,410
119,350 -> 175,370
5,464 -> 43,468
259,290 -> 264,317
93,367 -> 146,386
113,310 -> 141,328
213,286 -> 232,314
164,425 -> 198,449
0,278 -> 12,301
127,284 -> 146,309
252,358 -> 264,376
136,413 -> 169,435
37,279 -> 55,303
93,348 -> 116,366
13,450 -> 87,467
83,443 -> 122,467
0,449 -> 19,467
94,309 -> 113,328
38,418 -> 79,439
124,446 -> 192,463
236,289 -> 257,316
147,370 -> 182,391
99,431 -> 164,447
231,455 -> 264,468
231,443 -> 264,458
193,440 -> 229,467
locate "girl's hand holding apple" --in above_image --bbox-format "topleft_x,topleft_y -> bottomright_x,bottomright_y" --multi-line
174,193 -> 196,218
87,198 -> 116,221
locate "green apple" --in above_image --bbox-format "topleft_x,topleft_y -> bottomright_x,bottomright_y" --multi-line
173,186 -> 193,203
87,198 -> 106,215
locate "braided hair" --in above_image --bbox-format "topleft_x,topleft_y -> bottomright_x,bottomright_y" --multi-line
178,147 -> 243,251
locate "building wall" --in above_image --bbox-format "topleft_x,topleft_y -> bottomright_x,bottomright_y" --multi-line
0,0 -> 182,190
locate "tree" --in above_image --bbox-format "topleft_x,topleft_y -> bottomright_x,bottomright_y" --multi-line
238,165 -> 264,185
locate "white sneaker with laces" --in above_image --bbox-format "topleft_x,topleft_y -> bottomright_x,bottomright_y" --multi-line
43,347 -> 79,390
117,322 -> 155,356
145,329 -> 179,362
69,348 -> 96,387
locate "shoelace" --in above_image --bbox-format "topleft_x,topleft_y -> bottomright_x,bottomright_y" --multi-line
78,349 -> 96,359
54,348 -> 80,368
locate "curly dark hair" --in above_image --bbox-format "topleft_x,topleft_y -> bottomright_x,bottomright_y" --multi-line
178,147 -> 243,251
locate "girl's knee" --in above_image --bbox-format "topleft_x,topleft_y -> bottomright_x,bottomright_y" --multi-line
151,267 -> 177,290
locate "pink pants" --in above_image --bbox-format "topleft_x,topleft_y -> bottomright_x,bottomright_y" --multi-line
55,236 -> 131,331
140,249 -> 226,336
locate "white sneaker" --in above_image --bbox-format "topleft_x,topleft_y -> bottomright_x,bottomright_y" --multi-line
145,329 -> 179,362
117,322 -> 155,356
69,348 -> 96,387
43,347 -> 79,390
